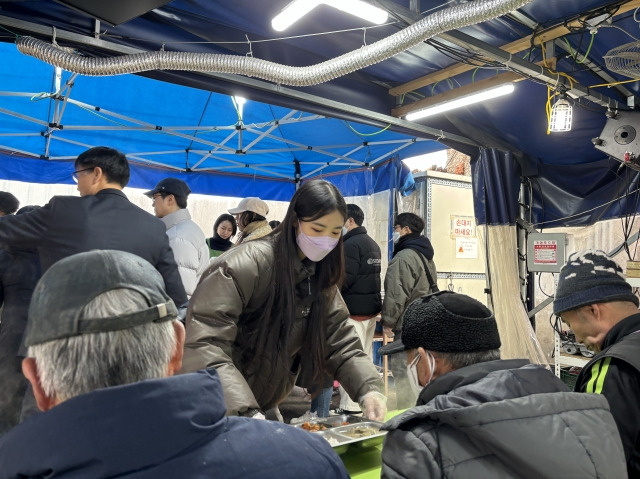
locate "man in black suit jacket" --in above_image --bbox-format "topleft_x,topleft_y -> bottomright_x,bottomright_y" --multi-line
0,147 -> 187,307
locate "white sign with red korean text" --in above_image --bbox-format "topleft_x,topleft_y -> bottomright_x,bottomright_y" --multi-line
450,215 -> 476,238
533,240 -> 558,265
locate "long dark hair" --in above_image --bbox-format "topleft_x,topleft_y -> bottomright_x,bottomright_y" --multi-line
255,180 -> 346,388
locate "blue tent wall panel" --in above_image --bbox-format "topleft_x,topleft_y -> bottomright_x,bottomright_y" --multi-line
471,149 -> 640,227
0,151 -> 413,201
471,149 -> 521,226
531,161 -> 640,228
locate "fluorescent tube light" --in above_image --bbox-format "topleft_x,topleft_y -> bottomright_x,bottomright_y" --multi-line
323,0 -> 388,24
406,83 -> 515,121
272,0 -> 387,32
272,1 -> 320,32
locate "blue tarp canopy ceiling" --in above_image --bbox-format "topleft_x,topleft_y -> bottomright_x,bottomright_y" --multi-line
0,40 -> 442,200
0,0 -> 639,220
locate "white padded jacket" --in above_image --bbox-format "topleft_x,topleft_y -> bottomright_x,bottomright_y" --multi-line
161,209 -> 209,299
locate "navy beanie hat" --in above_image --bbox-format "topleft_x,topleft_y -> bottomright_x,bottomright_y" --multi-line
401,292 -> 501,353
553,250 -> 639,315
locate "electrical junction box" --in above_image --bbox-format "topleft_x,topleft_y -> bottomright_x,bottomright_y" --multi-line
527,233 -> 567,273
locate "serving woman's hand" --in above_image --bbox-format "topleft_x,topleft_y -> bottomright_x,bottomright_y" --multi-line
359,391 -> 387,422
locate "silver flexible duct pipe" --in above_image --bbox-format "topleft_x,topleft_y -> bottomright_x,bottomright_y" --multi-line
17,0 -> 530,86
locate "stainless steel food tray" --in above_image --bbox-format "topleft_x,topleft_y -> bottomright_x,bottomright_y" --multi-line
292,416 -> 387,454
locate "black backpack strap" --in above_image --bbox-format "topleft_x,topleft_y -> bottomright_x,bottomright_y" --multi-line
416,251 -> 439,292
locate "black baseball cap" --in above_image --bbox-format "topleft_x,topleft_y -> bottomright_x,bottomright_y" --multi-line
24,250 -> 178,347
144,178 -> 191,198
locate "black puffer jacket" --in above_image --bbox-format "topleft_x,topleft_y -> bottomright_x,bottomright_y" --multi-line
0,246 -> 41,435
381,360 -> 627,479
341,226 -> 382,316
575,313 -> 640,478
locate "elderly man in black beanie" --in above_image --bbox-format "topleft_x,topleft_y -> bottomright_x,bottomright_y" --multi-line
554,249 -> 640,479
379,291 -> 627,479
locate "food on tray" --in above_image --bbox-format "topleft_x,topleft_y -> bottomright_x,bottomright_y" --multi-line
301,422 -> 327,432
324,436 -> 340,447
341,426 -> 380,438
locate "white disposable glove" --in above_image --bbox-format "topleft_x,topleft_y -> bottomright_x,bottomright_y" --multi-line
242,408 -> 266,420
383,326 -> 395,338
359,391 -> 387,422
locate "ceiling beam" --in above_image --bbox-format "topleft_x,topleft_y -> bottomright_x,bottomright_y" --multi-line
388,0 -> 640,97
439,30 -> 620,109
507,6 -> 638,103
0,14 -> 480,148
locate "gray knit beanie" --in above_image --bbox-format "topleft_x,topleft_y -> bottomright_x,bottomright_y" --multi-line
553,249 -> 639,315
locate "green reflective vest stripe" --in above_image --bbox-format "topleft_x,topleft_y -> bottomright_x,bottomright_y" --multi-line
586,357 -> 612,394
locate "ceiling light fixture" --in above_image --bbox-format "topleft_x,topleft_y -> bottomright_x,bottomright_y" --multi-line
232,96 -> 247,121
272,0 -> 388,32
406,83 -> 515,121
549,96 -> 573,132
272,0 -> 320,32
323,0 -> 388,25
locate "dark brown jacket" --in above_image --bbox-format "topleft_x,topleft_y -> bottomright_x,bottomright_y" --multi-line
181,236 -> 382,415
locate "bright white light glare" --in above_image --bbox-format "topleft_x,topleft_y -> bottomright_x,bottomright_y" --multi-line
549,98 -> 572,132
272,0 -> 320,32
323,0 -> 388,24
233,96 -> 247,121
406,83 -> 515,121
272,0 -> 387,32
54,67 -> 62,92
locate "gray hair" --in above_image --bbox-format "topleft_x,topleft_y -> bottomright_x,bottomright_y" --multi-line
28,289 -> 176,402
436,349 -> 501,370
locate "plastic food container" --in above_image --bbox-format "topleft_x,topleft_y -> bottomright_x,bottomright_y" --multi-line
292,415 -> 387,454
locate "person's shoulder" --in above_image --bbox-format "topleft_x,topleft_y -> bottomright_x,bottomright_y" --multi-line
182,217 -> 206,238
226,418 -> 344,466
214,237 -> 273,267
362,232 -> 381,250
115,205 -> 167,238
394,248 -> 417,261
45,195 -> 81,207
575,352 -> 639,394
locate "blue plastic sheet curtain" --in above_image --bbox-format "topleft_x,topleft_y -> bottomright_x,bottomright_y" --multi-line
471,149 -> 521,226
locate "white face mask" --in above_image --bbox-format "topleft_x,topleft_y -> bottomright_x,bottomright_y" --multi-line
342,226 -> 348,236
392,231 -> 401,244
407,351 -> 436,400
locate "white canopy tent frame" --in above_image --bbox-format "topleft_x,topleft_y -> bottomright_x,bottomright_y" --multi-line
0,83 -> 432,178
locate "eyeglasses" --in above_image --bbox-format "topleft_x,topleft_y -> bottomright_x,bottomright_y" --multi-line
394,225 -> 402,231
72,167 -> 95,183
152,193 -> 166,201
